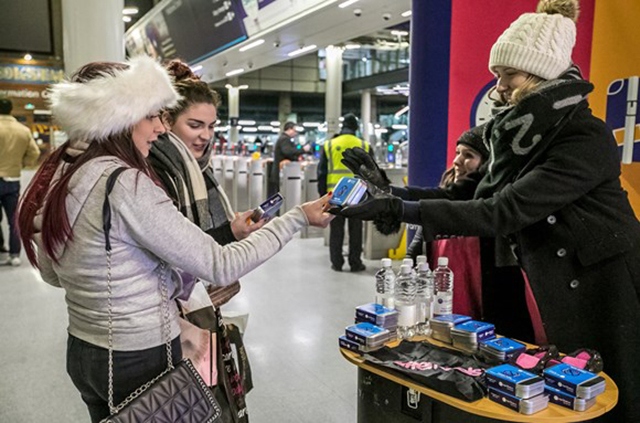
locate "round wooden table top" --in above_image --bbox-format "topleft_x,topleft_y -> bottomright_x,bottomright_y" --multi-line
341,337 -> 618,423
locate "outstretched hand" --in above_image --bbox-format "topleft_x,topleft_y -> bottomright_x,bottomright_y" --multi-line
231,210 -> 267,240
341,147 -> 391,192
301,194 -> 335,228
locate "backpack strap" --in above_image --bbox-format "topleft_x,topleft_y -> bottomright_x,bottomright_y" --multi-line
102,167 -> 129,252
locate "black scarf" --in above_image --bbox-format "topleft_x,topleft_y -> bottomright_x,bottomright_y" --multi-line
475,78 -> 594,200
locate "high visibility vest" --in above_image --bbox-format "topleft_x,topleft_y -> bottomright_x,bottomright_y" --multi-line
324,134 -> 369,190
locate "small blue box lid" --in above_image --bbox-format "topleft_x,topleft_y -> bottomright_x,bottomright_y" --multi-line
481,337 -> 526,352
453,320 -> 495,334
431,314 -> 471,324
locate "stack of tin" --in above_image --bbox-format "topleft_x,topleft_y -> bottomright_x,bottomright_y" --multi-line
479,337 -> 527,364
543,363 -> 606,412
430,314 -> 471,343
354,303 -> 398,333
339,322 -> 392,354
449,320 -> 496,354
485,363 -> 549,415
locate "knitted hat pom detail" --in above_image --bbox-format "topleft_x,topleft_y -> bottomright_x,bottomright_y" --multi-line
488,0 -> 579,80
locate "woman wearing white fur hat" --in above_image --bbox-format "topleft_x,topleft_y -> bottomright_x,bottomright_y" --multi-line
333,1 -> 640,421
17,56 -> 333,422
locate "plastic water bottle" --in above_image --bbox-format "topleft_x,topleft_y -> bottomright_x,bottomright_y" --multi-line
415,262 -> 433,335
433,257 -> 454,317
395,264 -> 417,339
400,258 -> 415,278
375,258 -> 396,309
415,255 -> 427,272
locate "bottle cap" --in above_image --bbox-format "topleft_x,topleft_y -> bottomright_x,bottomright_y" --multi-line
437,257 -> 449,266
418,262 -> 430,272
416,255 -> 427,264
381,258 -> 392,267
400,264 -> 412,274
402,258 -> 413,267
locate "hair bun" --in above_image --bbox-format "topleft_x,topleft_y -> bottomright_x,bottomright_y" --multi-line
165,59 -> 198,81
536,0 -> 580,22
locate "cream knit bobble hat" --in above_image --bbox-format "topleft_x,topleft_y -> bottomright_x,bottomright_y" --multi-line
489,0 -> 578,80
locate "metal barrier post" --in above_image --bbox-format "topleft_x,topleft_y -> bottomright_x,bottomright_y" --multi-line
249,159 -> 264,209
233,157 -> 250,212
280,161 -> 302,213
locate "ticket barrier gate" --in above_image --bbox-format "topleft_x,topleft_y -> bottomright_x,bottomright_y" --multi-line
300,162 -> 322,239
263,158 -> 274,199
280,161 -> 302,214
248,159 -> 266,209
212,156 -> 223,185
232,157 -> 250,212
222,157 -> 235,202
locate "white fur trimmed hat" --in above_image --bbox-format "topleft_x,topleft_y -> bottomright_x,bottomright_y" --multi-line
489,11 -> 576,80
49,55 -> 179,141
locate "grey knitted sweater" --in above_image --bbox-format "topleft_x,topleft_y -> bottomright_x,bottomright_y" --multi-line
35,157 -> 308,351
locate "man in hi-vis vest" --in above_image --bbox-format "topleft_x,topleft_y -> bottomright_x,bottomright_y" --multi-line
318,114 -> 372,272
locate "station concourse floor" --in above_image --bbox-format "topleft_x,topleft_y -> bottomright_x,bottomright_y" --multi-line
0,227 -> 379,422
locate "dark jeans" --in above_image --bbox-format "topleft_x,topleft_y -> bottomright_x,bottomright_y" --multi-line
329,214 -> 363,269
0,179 -> 20,255
67,334 -> 182,423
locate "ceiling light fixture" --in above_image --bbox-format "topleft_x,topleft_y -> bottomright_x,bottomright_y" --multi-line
123,7 -> 139,15
122,16 -> 132,23
391,30 -> 409,37
239,39 -> 265,52
288,45 -> 317,57
225,68 -> 245,77
190,65 -> 203,72
401,10 -> 412,18
24,53 -> 33,61
338,0 -> 360,8
345,43 -> 361,49
238,120 -> 256,126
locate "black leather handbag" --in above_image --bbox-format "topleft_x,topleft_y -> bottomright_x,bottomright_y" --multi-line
101,167 -> 222,423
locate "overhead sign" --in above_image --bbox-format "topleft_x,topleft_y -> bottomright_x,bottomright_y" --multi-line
125,0 -> 329,64
126,0 -> 248,64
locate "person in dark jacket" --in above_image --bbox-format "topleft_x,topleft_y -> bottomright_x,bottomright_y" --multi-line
332,2 -> 640,422
268,121 -> 309,196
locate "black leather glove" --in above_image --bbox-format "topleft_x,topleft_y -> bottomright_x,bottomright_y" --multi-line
329,192 -> 403,224
341,147 -> 391,192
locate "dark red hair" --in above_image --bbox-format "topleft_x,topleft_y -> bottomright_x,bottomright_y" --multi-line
18,62 -> 163,267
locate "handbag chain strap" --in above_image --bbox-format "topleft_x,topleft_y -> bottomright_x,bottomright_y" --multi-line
105,169 -> 174,415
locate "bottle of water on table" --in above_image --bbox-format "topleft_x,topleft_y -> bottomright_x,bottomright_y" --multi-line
375,258 -> 395,309
395,264 -> 417,339
415,261 -> 433,335
433,256 -> 454,317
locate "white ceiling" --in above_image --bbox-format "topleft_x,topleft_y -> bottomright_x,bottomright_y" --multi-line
198,0 -> 412,83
